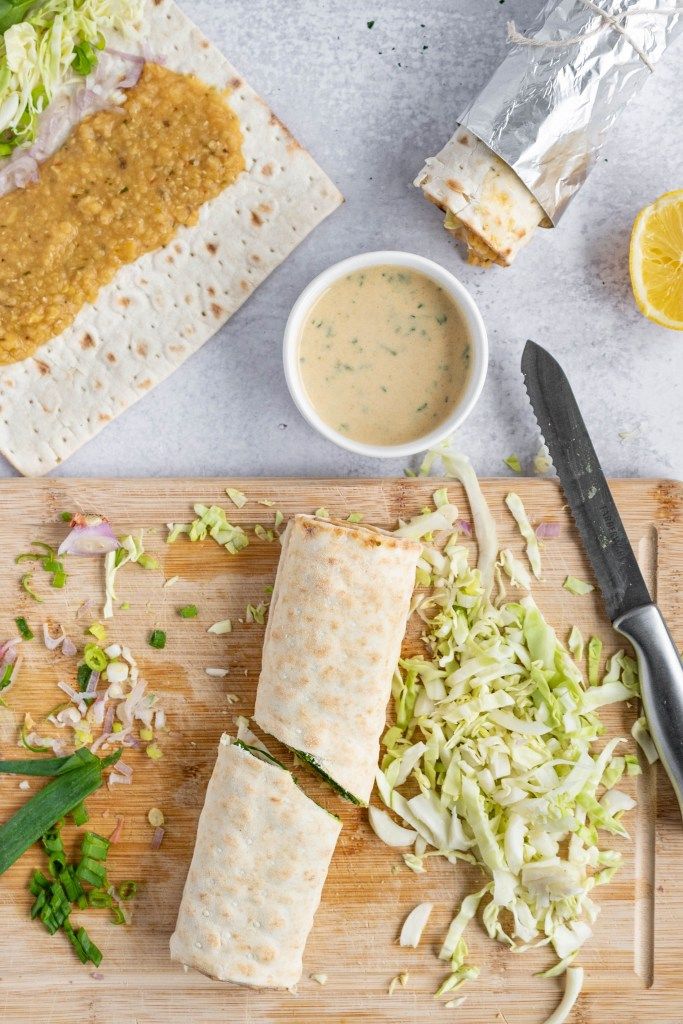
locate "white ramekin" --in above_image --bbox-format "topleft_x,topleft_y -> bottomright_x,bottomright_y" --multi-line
283,250 -> 488,459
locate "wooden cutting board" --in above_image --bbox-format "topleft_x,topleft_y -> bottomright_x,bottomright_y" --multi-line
0,476 -> 681,1024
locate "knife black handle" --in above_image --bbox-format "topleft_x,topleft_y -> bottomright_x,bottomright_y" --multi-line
615,603 -> 683,817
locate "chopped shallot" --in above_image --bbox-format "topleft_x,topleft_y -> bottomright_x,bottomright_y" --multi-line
115,760 -> 133,778
57,680 -> 82,704
150,826 -> 165,850
109,816 -> 124,843
536,522 -> 561,540
108,772 -> 132,787
43,623 -> 65,650
455,518 -> 472,537
62,637 -> 77,657
58,514 -> 120,556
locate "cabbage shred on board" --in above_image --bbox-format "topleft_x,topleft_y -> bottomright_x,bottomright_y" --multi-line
375,448 -> 645,1001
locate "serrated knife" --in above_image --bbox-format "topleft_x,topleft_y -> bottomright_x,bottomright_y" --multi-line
522,339 -> 683,812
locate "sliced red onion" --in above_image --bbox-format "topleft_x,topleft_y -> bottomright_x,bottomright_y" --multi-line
58,514 -> 120,556
0,636 -> 22,664
90,733 -> 110,754
91,696 -> 106,725
150,826 -> 165,850
122,734 -> 143,749
109,815 -> 124,843
77,599 -> 96,620
26,732 -> 65,755
115,760 -> 133,778
456,518 -> 472,537
90,972 -> 105,981
103,703 -> 116,735
43,623 -> 65,650
86,670 -> 100,695
536,522 -> 561,540
62,637 -> 77,658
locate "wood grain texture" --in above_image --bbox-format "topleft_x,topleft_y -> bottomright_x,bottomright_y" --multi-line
0,476 -> 680,1024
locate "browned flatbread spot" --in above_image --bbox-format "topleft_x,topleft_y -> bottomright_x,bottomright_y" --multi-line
207,285 -> 216,296
98,412 -> 111,422
81,333 -> 96,349
136,342 -> 148,357
33,359 -> 50,376
259,202 -> 273,214
106,352 -> 117,363
118,296 -> 132,308
251,210 -> 263,227
138,378 -> 152,390
261,162 -> 273,176
211,303 -> 223,317
206,242 -> 218,254
230,76 -> 242,89
240,279 -> 249,292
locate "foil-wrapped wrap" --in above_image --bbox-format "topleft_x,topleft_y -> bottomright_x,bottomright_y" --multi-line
417,0 -> 682,266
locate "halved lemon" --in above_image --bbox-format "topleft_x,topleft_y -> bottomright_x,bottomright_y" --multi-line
629,190 -> 683,331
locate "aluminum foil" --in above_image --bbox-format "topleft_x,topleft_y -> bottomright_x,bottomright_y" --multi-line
459,0 -> 682,223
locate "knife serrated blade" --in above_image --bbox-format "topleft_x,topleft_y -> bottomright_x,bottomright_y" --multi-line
521,340 -> 651,621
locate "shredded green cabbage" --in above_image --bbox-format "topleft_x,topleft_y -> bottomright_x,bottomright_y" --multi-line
505,492 -> 542,578
166,504 -> 249,555
563,576 -> 594,596
374,455 -> 641,997
0,0 -> 144,154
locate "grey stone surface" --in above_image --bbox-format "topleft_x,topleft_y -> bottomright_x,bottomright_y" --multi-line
4,0 -> 681,481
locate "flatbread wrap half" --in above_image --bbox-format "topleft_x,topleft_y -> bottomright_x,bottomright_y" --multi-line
254,515 -> 421,806
170,735 -> 341,990
415,128 -> 548,267
0,0 -> 342,475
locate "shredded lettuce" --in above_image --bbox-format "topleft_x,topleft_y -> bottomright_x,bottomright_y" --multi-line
505,492 -> 542,578
374,459 -> 641,997
0,0 -> 144,154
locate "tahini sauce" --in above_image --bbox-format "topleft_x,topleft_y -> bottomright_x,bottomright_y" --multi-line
298,265 -> 473,446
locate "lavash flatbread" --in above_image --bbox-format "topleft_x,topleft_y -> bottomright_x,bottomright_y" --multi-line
415,128 -> 547,267
0,0 -> 342,476
254,515 -> 421,806
170,735 -> 341,990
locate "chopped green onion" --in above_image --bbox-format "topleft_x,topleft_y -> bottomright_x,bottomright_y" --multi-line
87,622 -> 107,642
0,664 -> 14,690
145,742 -> 163,760
110,904 -> 126,925
83,643 -> 107,672
178,605 -> 198,619
63,921 -> 88,963
346,511 -> 363,523
314,507 -> 330,519
76,663 -> 91,690
51,569 -> 67,589
71,801 -> 89,826
76,926 -> 103,967
118,880 -> 137,901
81,831 -> 110,861
15,616 -> 33,640
15,552 -> 43,563
504,454 -> 523,474
88,888 -> 113,908
149,630 -> 166,649
31,542 -> 56,557
20,573 -> 43,602
29,869 -> 50,895
75,857 -> 107,887
60,511 -> 73,522
0,749 -> 120,876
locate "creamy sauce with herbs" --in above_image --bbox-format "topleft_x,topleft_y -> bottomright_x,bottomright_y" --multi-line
298,265 -> 472,446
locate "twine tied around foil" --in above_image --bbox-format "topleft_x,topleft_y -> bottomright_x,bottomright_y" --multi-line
507,0 -> 683,71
